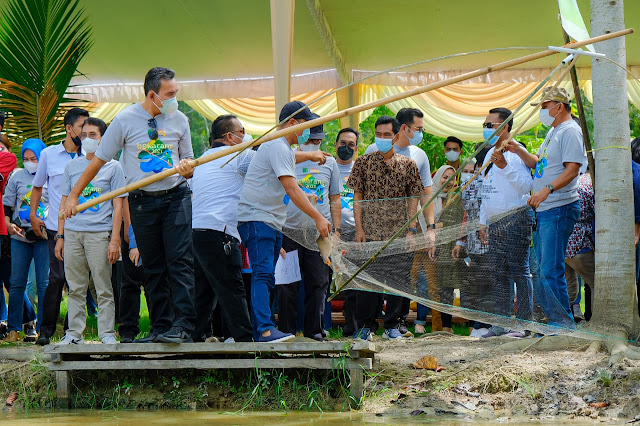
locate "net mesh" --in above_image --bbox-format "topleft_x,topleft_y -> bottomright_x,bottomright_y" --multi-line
281,183 -> 619,341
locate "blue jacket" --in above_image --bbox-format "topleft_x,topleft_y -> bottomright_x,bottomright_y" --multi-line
633,161 -> 640,223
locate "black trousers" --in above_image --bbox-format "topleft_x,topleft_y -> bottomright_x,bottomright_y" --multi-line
129,184 -> 195,333
276,236 -> 330,338
354,249 -> 413,332
118,225 -> 146,338
193,229 -> 253,342
39,229 -> 67,338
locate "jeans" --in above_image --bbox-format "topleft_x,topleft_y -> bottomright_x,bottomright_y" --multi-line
40,229 -> 68,338
7,239 -> 48,332
535,201 -> 581,326
488,208 -> 534,321
193,229 -> 253,342
276,236 -> 331,338
129,184 -> 195,333
238,221 -> 282,338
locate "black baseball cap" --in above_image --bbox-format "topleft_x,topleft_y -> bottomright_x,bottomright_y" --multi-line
279,100 -> 316,123
308,114 -> 325,140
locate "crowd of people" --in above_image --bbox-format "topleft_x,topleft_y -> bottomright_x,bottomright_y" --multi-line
0,67 -> 638,345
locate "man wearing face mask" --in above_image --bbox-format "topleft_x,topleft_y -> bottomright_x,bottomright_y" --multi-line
238,101 -> 332,343
506,87 -> 586,326
63,67 -> 196,344
348,115 -> 423,341
444,137 -> 464,170
277,120 -> 341,341
29,107 -> 88,345
55,117 -> 125,344
477,107 -> 534,338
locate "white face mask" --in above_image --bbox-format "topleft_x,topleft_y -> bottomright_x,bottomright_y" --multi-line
82,137 -> 100,153
445,150 -> 460,162
24,161 -> 38,174
460,172 -> 474,183
539,104 -> 560,126
299,143 -> 320,152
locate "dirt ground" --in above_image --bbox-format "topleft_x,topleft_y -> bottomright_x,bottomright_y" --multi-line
362,333 -> 640,423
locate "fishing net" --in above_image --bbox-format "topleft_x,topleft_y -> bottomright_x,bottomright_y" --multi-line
280,178 -> 616,341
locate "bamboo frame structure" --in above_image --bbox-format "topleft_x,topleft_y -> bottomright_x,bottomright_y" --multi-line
67,28 -> 633,217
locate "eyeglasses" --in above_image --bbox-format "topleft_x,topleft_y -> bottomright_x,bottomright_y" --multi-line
337,141 -> 357,148
148,118 -> 159,140
483,122 -> 503,129
408,127 -> 425,133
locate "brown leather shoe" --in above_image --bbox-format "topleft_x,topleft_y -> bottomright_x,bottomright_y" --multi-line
2,330 -> 19,343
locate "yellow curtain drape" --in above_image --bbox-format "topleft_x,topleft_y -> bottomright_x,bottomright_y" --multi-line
186,90 -> 338,135
87,102 -> 132,123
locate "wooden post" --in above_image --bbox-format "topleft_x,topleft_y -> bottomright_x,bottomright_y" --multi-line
55,370 -> 70,408
349,367 -> 364,405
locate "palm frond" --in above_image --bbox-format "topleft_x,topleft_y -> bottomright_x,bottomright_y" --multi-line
0,0 -> 93,147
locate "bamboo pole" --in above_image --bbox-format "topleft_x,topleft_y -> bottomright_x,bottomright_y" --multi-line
562,29 -> 596,189
67,28 -> 633,217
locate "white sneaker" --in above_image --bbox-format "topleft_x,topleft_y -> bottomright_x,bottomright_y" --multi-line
223,337 -> 235,343
57,334 -> 84,345
470,328 -> 489,338
101,334 -> 118,344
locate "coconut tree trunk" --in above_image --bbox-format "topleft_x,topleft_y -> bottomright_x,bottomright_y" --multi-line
590,0 -> 639,337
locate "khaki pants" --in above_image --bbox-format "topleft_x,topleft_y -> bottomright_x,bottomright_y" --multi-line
64,230 -> 115,339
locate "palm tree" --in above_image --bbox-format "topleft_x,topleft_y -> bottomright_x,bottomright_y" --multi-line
0,0 -> 93,149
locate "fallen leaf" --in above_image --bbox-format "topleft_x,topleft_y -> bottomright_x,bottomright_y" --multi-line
413,355 -> 440,370
589,402 -> 609,408
5,392 -> 17,406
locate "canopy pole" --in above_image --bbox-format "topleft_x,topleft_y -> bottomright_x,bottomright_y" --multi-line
270,0 -> 295,116
64,28 -> 634,218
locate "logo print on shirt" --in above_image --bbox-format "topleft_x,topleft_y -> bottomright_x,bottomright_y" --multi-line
283,174 -> 326,206
340,176 -> 353,211
78,182 -> 102,213
18,185 -> 47,222
137,131 -> 174,174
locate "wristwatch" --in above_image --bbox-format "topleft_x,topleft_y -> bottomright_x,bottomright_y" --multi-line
426,223 -> 436,230
55,234 -> 64,240
546,184 -> 555,194
408,227 -> 418,234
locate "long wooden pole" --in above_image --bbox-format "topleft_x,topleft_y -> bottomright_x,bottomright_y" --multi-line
562,29 -> 596,190
69,28 -> 633,216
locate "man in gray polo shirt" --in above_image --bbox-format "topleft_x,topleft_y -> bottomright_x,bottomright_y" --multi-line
237,101 -> 332,343
63,67 -> 196,343
507,87 -> 586,326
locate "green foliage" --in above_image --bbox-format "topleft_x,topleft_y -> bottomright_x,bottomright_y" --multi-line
178,101 -> 209,158
0,0 -> 93,147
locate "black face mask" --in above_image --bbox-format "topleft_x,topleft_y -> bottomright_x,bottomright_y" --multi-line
71,135 -> 82,147
337,145 -> 354,161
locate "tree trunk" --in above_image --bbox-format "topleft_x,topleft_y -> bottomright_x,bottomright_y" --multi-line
590,0 -> 639,338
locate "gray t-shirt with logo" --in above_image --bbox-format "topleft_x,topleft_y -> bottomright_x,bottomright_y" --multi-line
60,158 -> 126,232
237,137 -> 296,231
337,162 -> 355,230
96,103 -> 193,191
284,156 -> 341,230
533,120 -> 586,212
3,169 -> 49,243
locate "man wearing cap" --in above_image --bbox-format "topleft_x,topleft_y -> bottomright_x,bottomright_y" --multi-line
277,119 -> 341,341
506,87 -> 586,325
237,101 -> 332,343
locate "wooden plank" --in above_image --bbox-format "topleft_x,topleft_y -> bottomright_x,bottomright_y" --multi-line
44,341 -> 376,356
48,358 -> 372,371
55,371 -> 70,408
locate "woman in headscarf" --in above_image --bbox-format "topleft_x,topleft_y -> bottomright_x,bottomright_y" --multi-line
2,138 -> 49,343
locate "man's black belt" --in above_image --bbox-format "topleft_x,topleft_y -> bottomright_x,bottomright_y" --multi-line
130,181 -> 187,197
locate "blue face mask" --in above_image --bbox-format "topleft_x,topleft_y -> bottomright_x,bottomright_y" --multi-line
409,129 -> 423,146
297,127 -> 310,145
483,128 -> 500,146
375,137 -> 393,153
